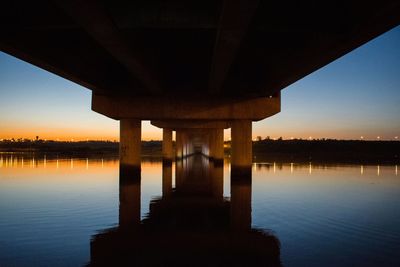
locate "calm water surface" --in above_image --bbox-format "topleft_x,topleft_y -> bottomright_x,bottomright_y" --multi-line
0,153 -> 399,266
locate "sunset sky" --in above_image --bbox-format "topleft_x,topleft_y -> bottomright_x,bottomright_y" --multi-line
0,26 -> 399,141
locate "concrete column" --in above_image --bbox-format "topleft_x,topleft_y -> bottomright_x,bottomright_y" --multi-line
162,161 -> 172,198
162,128 -> 173,162
188,134 -> 194,156
231,120 -> 252,177
201,132 -> 210,157
231,121 -> 252,229
175,157 -> 184,190
119,172 -> 141,228
209,128 -> 224,162
183,132 -> 188,157
180,130 -> 194,157
120,119 -> 141,174
208,129 -> 215,158
176,130 -> 183,159
189,134 -> 195,156
230,177 -> 251,231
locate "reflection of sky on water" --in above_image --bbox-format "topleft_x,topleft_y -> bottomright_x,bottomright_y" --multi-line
0,154 -> 399,266
251,162 -> 400,267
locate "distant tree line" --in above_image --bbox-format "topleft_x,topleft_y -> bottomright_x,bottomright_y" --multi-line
250,139 -> 400,163
1,138 -> 399,163
0,139 -> 162,157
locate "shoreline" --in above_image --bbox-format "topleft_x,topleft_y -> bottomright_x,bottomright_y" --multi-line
1,139 -> 399,164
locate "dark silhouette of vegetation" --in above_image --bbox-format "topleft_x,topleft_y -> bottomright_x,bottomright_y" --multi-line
1,138 -> 399,163
251,139 -> 400,164
0,139 -> 162,157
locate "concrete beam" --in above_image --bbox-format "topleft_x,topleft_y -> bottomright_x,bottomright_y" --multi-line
92,94 -> 280,121
151,120 -> 231,130
209,0 -> 259,93
109,2 -> 220,29
56,0 -> 161,94
3,1 -> 399,100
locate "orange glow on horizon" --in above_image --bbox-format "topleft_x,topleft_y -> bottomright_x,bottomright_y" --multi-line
0,123 -> 163,141
0,123 -> 397,141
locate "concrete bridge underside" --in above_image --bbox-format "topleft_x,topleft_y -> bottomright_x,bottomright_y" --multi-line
1,1 -> 399,175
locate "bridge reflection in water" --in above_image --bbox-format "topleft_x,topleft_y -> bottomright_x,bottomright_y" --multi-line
88,155 -> 282,267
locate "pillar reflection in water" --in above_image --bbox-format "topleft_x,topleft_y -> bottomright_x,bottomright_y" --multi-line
231,173 -> 252,231
88,156 -> 281,267
162,160 -> 173,198
119,165 -> 141,228
210,160 -> 224,200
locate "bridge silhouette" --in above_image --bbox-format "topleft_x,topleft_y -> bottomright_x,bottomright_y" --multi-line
1,1 -> 399,175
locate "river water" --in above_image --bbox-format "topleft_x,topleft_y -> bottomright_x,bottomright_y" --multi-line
0,153 -> 399,266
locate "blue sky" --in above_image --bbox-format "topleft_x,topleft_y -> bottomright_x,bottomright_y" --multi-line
0,26 -> 399,140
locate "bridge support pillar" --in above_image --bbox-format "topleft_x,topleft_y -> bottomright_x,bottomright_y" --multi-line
183,132 -> 189,157
176,130 -> 195,158
119,119 -> 141,175
209,128 -> 224,163
231,120 -> 252,177
176,130 -> 183,159
162,128 -> 173,162
201,132 -> 210,157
